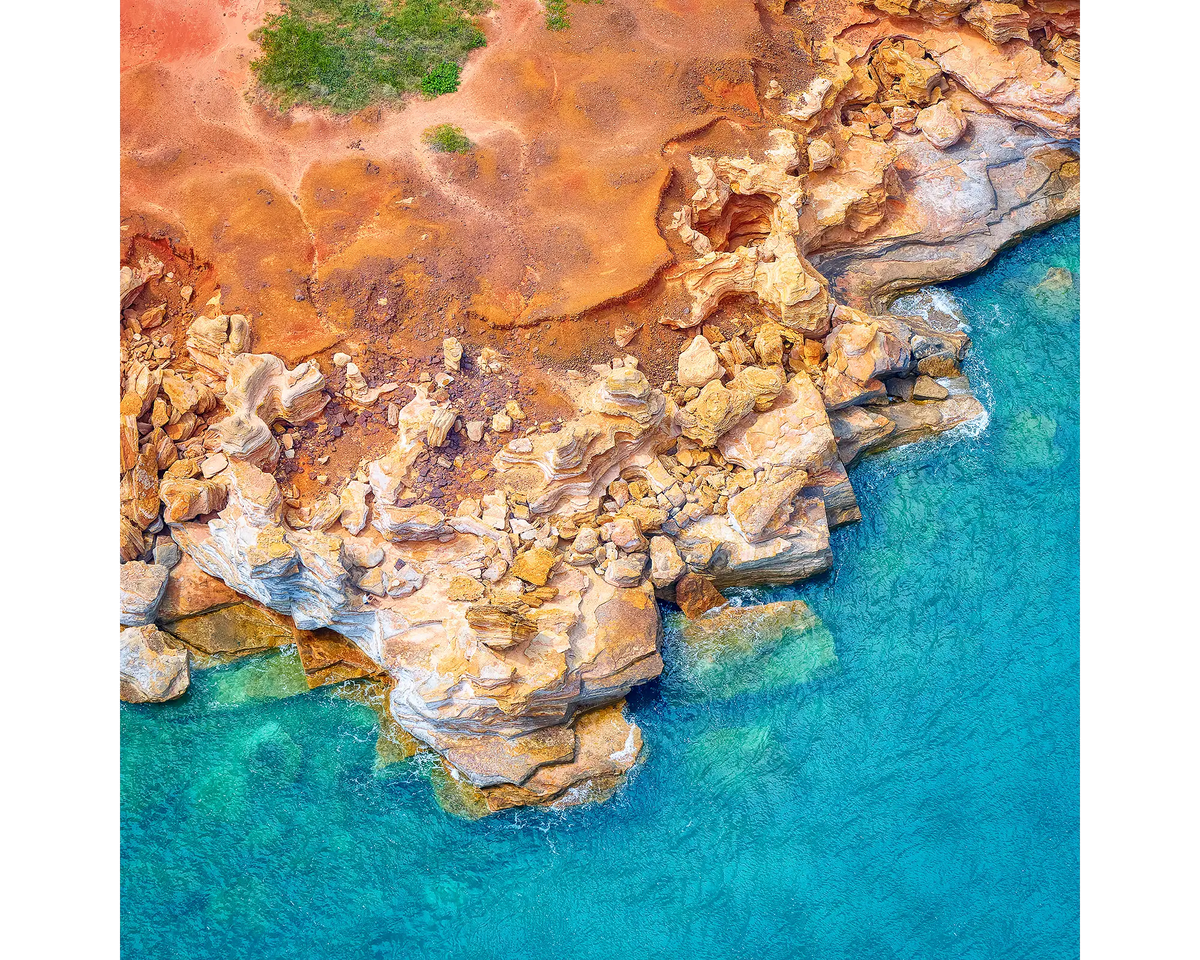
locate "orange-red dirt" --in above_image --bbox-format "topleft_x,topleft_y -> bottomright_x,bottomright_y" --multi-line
120,0 -> 838,356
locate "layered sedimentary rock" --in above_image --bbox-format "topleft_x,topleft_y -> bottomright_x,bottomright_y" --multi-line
120,561 -> 169,626
121,270 -> 990,808
215,353 -> 328,469
665,139 -> 833,337
169,455 -> 663,801
798,4 -> 1080,305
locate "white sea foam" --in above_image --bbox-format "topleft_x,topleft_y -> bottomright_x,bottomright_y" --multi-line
891,285 -> 971,334
609,727 -> 639,764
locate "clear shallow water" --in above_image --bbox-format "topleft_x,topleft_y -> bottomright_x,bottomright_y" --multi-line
122,219 -> 1080,959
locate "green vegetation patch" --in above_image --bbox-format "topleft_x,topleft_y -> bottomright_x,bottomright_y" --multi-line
422,122 -> 472,153
544,0 -> 602,31
252,0 -> 492,113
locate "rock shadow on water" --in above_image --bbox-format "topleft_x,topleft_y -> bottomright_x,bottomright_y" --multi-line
1003,408 -> 1064,472
662,597 -> 839,704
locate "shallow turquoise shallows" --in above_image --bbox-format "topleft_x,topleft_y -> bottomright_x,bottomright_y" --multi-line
122,219 -> 1080,959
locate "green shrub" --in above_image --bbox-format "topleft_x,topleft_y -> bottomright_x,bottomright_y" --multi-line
252,0 -> 492,112
421,61 -> 462,97
421,123 -> 472,154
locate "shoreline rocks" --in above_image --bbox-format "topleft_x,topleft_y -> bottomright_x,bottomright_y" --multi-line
117,0 -> 1077,815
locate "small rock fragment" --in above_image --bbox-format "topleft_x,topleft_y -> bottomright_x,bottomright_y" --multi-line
511,546 -> 558,586
201,452 -> 228,478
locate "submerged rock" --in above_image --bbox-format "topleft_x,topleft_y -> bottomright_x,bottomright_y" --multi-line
213,649 -> 311,706
670,599 -> 837,701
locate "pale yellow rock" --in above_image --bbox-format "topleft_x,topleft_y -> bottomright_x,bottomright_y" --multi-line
160,476 -> 228,523
808,137 -> 835,172
373,504 -> 447,542
186,313 -> 251,377
677,335 -> 723,388
649,536 -> 686,589
339,480 -> 371,535
447,576 -> 486,602
121,625 -> 190,703
216,353 -> 328,468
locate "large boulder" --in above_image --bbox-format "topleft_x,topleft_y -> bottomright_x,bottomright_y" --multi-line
120,625 -> 190,703
120,561 -> 169,626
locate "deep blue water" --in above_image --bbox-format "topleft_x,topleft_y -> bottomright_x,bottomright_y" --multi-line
122,219 -> 1080,959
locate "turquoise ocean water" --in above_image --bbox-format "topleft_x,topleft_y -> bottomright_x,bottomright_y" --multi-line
122,219 -> 1080,959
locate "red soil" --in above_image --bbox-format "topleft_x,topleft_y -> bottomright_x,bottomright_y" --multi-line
120,0 -> 811,356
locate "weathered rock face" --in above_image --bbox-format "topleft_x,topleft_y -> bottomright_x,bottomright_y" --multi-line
163,602 -> 296,659
675,574 -> 728,620
295,629 -> 383,688
166,448 -> 664,792
665,142 -> 833,337
186,310 -> 251,376
215,353 -> 329,468
160,475 -> 228,523
461,702 -> 644,813
120,625 -> 190,703
121,254 -> 163,310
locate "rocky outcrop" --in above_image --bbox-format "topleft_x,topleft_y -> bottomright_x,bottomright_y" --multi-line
120,255 -> 164,310
119,183 -> 997,815
439,701 -> 645,814
160,278 -> 987,808
160,474 -> 228,523
797,7 -> 1079,305
168,450 -> 662,793
118,0 -> 1078,815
